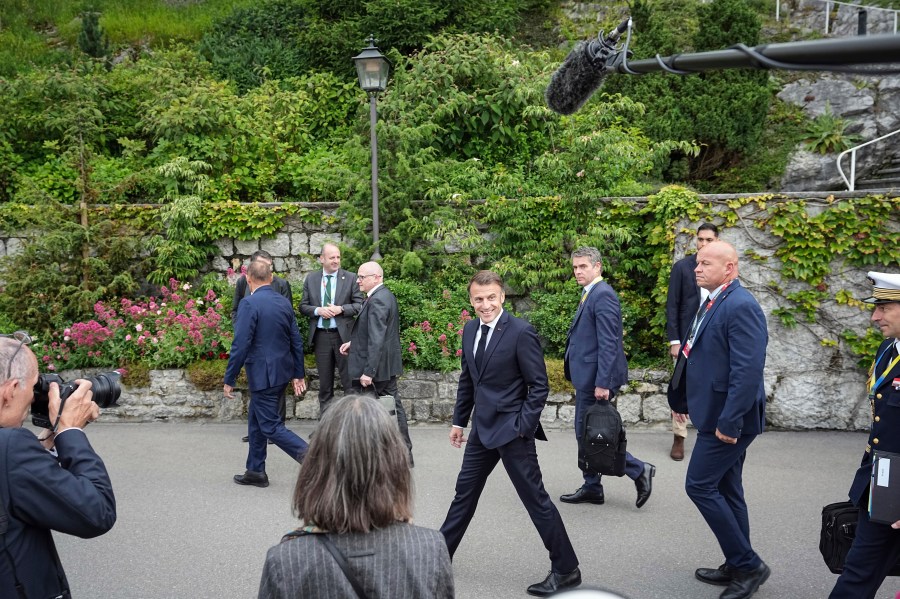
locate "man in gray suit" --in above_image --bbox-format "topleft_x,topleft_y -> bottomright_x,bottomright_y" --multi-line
340,262 -> 413,461
299,243 -> 365,415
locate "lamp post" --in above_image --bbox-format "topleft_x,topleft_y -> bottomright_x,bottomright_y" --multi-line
353,36 -> 391,261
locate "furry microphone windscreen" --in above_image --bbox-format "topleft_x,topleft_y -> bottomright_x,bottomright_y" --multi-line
545,41 -> 609,115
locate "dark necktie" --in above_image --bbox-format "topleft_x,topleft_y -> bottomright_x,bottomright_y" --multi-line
891,343 -> 899,362
687,297 -> 711,342
475,324 -> 490,373
323,275 -> 333,328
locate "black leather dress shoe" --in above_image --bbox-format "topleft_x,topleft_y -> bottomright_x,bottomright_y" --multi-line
241,435 -> 249,442
526,568 -> 581,597
233,470 -> 269,488
559,488 -> 605,505
696,563 -> 735,586
635,463 -> 656,508
719,562 -> 770,599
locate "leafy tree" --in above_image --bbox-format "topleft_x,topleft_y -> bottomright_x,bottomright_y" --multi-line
607,0 -> 770,182
146,158 -> 215,284
77,11 -> 109,60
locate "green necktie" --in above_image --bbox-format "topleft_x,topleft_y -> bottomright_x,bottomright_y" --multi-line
323,274 -> 333,328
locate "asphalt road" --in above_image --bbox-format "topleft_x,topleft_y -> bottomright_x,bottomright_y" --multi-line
45,423 -> 896,599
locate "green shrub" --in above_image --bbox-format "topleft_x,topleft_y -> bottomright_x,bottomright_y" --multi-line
803,103 -> 861,154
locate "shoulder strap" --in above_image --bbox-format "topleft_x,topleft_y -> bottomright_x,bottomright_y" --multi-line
316,534 -> 369,599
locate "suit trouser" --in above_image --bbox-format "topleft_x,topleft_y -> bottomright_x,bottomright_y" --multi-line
685,431 -> 761,571
313,329 -> 350,415
246,383 -> 309,472
573,388 -> 645,493
352,377 -> 413,458
440,433 -> 578,574
829,488 -> 900,599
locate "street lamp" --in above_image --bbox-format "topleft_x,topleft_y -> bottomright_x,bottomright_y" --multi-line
353,36 -> 391,261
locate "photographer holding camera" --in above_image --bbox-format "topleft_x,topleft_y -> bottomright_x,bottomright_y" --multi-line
0,332 -> 117,599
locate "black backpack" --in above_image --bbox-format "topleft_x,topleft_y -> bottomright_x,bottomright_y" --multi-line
579,400 -> 627,477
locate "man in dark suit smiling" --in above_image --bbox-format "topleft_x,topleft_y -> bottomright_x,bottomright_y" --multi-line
440,270 -> 580,597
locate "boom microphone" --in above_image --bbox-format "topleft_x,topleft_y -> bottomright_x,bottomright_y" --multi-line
545,18 -> 630,115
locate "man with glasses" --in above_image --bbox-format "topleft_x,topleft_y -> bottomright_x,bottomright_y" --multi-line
340,262 -> 413,462
0,332 -> 116,599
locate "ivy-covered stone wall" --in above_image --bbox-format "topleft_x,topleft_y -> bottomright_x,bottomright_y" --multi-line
5,190 -> 898,431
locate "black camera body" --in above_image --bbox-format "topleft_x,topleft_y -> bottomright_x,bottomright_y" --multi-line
32,372 -> 122,429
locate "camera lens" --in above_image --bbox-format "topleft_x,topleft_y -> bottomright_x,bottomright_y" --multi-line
90,372 -> 122,408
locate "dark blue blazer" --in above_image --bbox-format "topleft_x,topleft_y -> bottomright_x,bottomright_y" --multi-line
348,285 -> 403,382
452,311 -> 548,449
666,254 -> 700,344
848,338 -> 900,505
683,280 -> 768,438
564,280 -> 629,393
0,427 -> 116,599
225,285 -> 305,391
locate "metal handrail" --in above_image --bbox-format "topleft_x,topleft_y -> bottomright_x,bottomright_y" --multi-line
776,0 -> 899,35
837,128 -> 900,191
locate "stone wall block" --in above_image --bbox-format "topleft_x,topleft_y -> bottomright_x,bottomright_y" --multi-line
309,233 -> 341,255
437,382 -> 458,401
547,392 -> 573,405
214,238 -> 234,257
540,404 -> 558,424
6,238 -> 24,256
617,394 -> 641,425
399,379 -> 437,399
289,233 -> 310,256
430,401 -> 456,421
294,398 -> 319,420
642,394 -> 671,423
261,233 -> 291,258
234,239 -> 260,256
556,405 -> 576,424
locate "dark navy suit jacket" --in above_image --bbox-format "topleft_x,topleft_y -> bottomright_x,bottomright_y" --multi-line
849,338 -> 900,505
0,427 -> 116,599
453,311 -> 548,449
564,280 -> 629,393
666,254 -> 700,344
682,280 -> 768,438
225,285 -> 305,392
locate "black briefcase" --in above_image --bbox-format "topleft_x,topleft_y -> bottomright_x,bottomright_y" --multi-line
820,500 -> 900,575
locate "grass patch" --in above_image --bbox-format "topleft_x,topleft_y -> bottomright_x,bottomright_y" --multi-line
0,0 -> 257,74
545,358 -> 573,395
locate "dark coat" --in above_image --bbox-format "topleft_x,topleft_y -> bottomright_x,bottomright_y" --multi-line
682,280 -> 768,438
564,280 -> 629,393
453,311 -> 548,449
666,254 -> 700,344
232,274 -> 292,321
348,285 -> 402,382
224,285 -> 305,391
0,427 -> 116,599
849,338 -> 900,505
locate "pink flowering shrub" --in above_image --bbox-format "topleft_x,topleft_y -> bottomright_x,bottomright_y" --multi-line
35,278 -> 233,371
400,286 -> 472,372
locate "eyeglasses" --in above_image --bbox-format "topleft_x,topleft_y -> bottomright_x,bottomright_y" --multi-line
1,330 -> 32,380
357,274 -> 380,280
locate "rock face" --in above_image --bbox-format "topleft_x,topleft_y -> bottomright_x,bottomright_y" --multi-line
778,76 -> 898,191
